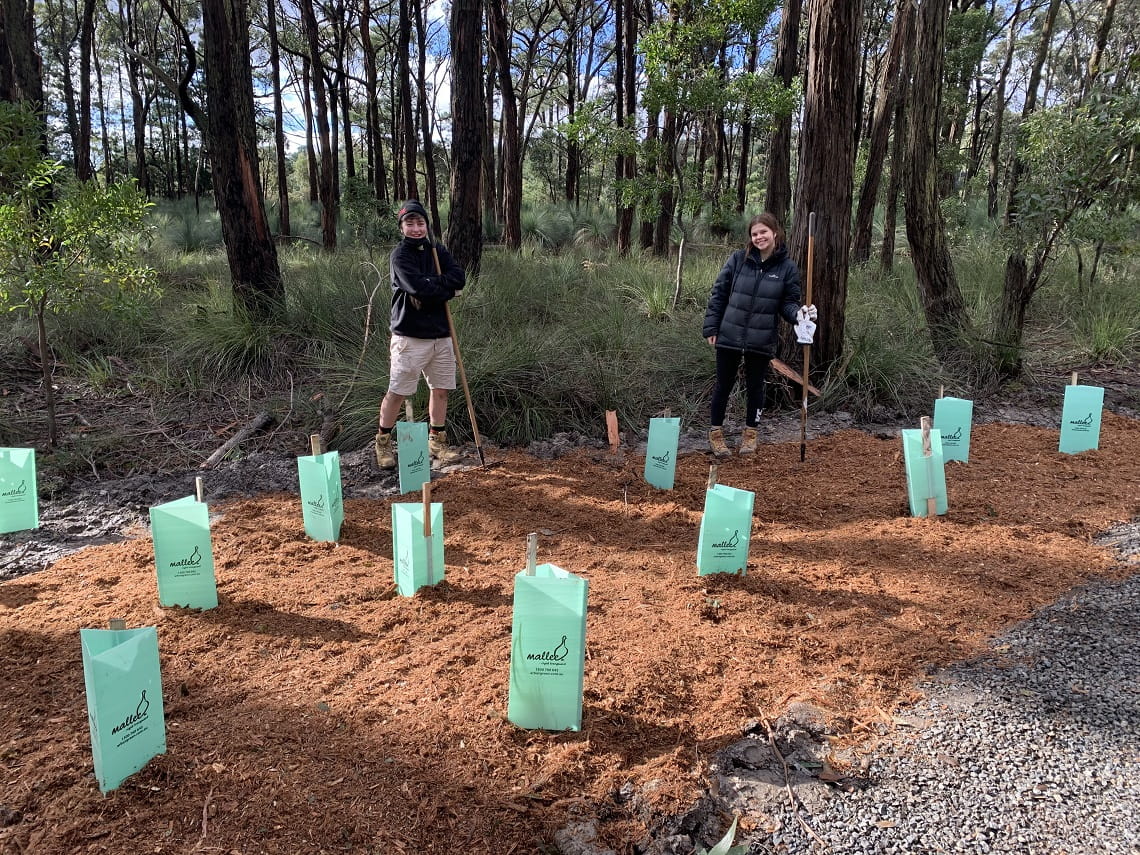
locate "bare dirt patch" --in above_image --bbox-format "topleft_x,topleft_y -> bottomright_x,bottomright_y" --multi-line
2,414 -> 1139,854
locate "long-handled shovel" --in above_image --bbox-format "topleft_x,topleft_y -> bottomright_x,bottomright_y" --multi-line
800,212 -> 816,463
426,232 -> 488,468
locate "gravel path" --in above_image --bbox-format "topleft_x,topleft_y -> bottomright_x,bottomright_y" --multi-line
736,562 -> 1140,855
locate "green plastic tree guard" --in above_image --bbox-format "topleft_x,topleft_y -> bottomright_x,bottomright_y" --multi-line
507,564 -> 588,731
391,501 -> 445,596
933,397 -> 974,463
901,429 -> 949,517
149,495 -> 219,609
644,417 -> 681,490
397,422 -> 431,494
1059,385 -> 1105,454
697,484 -> 755,575
298,450 -> 344,542
0,447 -> 38,534
81,626 -> 166,793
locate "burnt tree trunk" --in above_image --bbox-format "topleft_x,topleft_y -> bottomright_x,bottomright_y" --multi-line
447,0 -> 484,274
200,0 -> 284,316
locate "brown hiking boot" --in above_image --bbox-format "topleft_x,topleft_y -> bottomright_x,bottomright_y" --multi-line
374,431 -> 396,469
428,430 -> 462,463
739,426 -> 759,455
708,427 -> 731,458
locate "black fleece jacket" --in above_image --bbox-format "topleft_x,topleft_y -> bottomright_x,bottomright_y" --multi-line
702,244 -> 801,355
388,236 -> 465,339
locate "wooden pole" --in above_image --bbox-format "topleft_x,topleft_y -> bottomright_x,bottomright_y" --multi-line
429,242 -> 486,467
310,434 -> 322,456
920,416 -> 937,519
605,410 -> 620,455
525,532 -> 537,576
422,482 -> 434,584
194,477 -> 204,503
707,464 -> 718,491
800,212 -> 815,463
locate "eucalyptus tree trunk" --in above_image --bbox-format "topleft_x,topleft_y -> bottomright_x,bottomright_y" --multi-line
265,0 -> 290,235
398,0 -> 418,200
986,1 -> 1022,218
76,0 -> 97,180
996,0 -> 1062,375
735,33 -> 759,214
414,0 -> 441,226
614,0 -> 635,254
879,82 -> 906,270
447,0 -> 485,274
359,0 -> 388,201
765,0 -> 801,224
487,0 -> 521,248
199,0 -> 285,317
852,0 -> 910,264
903,0 -> 970,363
300,0 -> 337,249
788,0 -> 862,370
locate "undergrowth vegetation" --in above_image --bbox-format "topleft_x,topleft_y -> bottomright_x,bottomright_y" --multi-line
2,199 -> 1137,452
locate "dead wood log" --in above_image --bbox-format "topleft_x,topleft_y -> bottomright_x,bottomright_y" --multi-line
199,411 -> 276,468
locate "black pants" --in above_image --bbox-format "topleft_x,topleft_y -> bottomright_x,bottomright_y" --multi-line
710,348 -> 769,428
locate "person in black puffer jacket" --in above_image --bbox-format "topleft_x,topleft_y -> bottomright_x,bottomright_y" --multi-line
702,212 -> 815,456
373,200 -> 466,469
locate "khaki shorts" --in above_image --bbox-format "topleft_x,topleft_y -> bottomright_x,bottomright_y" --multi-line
388,335 -> 457,395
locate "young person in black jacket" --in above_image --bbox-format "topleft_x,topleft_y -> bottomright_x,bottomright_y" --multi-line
373,200 -> 466,469
702,212 -> 817,456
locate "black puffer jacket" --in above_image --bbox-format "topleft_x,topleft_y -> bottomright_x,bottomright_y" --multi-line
702,244 -> 801,355
389,236 -> 465,338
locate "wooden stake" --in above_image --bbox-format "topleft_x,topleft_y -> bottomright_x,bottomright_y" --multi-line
194,477 -> 204,503
405,400 -> 414,421
920,416 -> 937,519
525,532 -> 537,576
939,385 -> 945,399
800,212 -> 816,463
1071,371 -> 1079,386
605,410 -> 620,454
422,482 -> 434,584
310,434 -> 322,457
108,618 -> 126,631
707,464 -> 718,491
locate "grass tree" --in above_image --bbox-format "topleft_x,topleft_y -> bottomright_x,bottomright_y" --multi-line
0,102 -> 155,446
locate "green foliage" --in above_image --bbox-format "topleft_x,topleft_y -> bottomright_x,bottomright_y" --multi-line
1013,90 -> 1140,242
695,816 -> 748,855
341,176 -> 399,250
0,103 -> 157,319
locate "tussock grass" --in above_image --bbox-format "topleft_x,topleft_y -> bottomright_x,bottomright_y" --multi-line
4,200 -> 1136,450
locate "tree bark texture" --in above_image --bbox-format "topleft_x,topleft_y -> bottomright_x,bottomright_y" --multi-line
788,0 -> 862,371
764,0 -> 800,224
487,0 -> 521,248
299,0 -> 338,249
200,0 -> 284,316
447,0 -> 484,274
852,0 -> 910,264
903,0 -> 970,363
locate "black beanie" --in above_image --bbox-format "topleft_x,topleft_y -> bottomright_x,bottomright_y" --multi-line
397,199 -> 428,224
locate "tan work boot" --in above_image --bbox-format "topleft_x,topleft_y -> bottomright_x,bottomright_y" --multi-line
374,431 -> 396,469
428,430 -> 462,463
708,427 -> 731,458
739,426 -> 759,455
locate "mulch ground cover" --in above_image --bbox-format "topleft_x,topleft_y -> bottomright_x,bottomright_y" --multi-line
2,414 -> 1138,854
